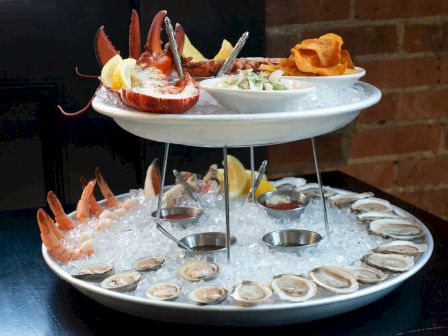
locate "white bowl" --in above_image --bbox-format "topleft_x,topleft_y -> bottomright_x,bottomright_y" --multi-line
285,67 -> 366,87
199,78 -> 315,113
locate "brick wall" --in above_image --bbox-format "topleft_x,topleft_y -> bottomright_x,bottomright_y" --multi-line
265,0 -> 448,220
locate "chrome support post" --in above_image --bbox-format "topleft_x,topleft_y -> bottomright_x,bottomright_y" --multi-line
223,146 -> 231,262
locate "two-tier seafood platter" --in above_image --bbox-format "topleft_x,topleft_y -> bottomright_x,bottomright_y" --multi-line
41,9 -> 433,326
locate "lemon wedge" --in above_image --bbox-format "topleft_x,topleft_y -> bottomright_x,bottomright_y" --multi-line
213,39 -> 233,61
111,58 -> 136,90
216,155 -> 247,198
242,170 -> 276,198
182,34 -> 206,62
100,54 -> 123,88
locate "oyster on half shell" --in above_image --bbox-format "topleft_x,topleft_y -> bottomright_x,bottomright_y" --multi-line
351,197 -> 394,213
146,283 -> 181,301
71,263 -> 115,281
361,253 -> 414,272
189,286 -> 228,305
328,192 -> 374,208
270,274 -> 317,302
369,218 -> 425,240
373,240 -> 427,256
179,260 -> 219,282
100,271 -> 141,292
346,266 -> 388,284
231,281 -> 272,307
309,266 -> 358,293
132,256 -> 165,272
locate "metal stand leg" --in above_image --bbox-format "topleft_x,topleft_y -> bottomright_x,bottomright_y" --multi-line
155,143 -> 191,250
250,146 -> 255,202
223,146 -> 231,262
311,138 -> 330,239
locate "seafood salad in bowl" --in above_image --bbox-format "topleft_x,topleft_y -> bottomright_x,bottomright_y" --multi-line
200,69 -> 315,113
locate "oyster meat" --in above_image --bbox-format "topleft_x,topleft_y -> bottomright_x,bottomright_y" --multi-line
373,241 -> 427,256
231,281 -> 272,307
179,260 -> 219,282
369,218 -> 425,240
270,274 -> 317,302
309,266 -> 358,293
189,286 -> 228,305
132,256 -> 165,272
361,253 -> 414,272
346,266 -> 388,284
351,197 -> 394,213
71,263 -> 115,281
328,192 -> 374,208
146,283 -> 181,301
356,211 -> 400,223
100,271 -> 141,292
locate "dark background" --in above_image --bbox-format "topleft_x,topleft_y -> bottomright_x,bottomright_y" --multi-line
0,0 -> 265,210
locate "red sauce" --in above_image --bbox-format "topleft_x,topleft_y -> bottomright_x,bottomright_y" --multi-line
264,200 -> 302,211
162,213 -> 193,220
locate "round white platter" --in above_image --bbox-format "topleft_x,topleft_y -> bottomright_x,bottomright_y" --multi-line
285,67 -> 366,87
91,82 -> 381,147
42,193 -> 433,327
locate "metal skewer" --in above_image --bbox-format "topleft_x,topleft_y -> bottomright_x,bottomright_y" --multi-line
164,16 -> 184,78
247,160 -> 267,202
250,146 -> 255,202
173,169 -> 202,207
311,137 -> 330,238
217,31 -> 249,77
223,146 -> 231,262
155,143 -> 192,250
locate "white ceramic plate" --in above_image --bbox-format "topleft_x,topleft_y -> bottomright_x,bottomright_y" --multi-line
92,82 -> 381,147
285,67 -> 366,87
42,192 -> 433,326
199,77 -> 315,114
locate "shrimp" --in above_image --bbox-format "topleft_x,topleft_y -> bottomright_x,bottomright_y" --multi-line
37,208 -> 94,263
95,167 -> 122,208
80,176 -> 102,216
47,191 -> 75,231
76,179 -> 96,223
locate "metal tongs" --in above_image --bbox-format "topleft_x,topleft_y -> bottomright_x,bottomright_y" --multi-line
173,169 -> 202,207
217,31 -> 250,77
247,160 -> 268,202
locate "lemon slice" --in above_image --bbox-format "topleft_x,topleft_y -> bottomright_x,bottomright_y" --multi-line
242,170 -> 276,198
216,155 -> 247,198
182,34 -> 206,62
100,54 -> 123,88
213,39 -> 233,61
111,58 -> 136,90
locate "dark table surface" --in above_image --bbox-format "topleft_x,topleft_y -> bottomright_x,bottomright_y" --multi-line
1,171 -> 447,335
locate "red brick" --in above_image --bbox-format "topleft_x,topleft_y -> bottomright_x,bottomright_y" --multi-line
266,32 -> 300,58
355,0 -> 448,20
266,0 -> 350,26
350,124 -> 441,158
357,93 -> 398,124
404,23 -> 448,53
445,125 -> 448,149
360,57 -> 439,89
440,56 -> 448,85
399,88 -> 448,120
394,189 -> 448,220
301,25 -> 398,56
342,161 -> 395,189
268,133 -> 344,168
396,156 -> 448,186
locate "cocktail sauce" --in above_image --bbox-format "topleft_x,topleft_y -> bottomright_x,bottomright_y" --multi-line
264,200 -> 302,211
162,213 -> 193,220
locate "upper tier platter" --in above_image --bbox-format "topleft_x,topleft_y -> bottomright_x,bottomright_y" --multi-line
92,82 -> 381,147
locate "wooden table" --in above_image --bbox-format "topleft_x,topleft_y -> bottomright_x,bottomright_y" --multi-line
1,172 -> 447,335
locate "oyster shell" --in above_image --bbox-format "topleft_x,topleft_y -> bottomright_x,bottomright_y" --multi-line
100,271 -> 141,292
309,266 -> 358,293
373,241 -> 427,256
132,256 -> 165,272
361,253 -> 414,272
179,260 -> 219,282
296,183 -> 336,198
270,274 -> 317,302
328,192 -> 374,208
71,263 -> 115,281
351,197 -> 394,213
146,283 -> 181,301
231,280 -> 272,307
356,211 -> 399,223
369,218 -> 425,240
346,266 -> 388,284
189,286 -> 228,305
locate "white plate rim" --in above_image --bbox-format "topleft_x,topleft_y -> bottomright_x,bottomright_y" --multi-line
283,66 -> 366,81
42,189 -> 433,314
